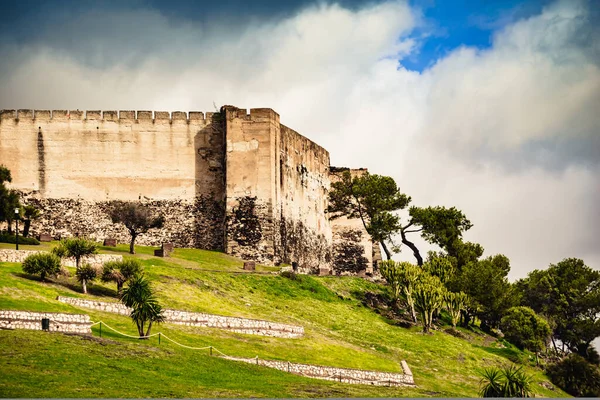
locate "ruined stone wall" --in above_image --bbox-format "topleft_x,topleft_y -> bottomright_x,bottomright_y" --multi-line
223,355 -> 414,386
57,296 -> 304,338
0,310 -> 91,334
0,110 -> 225,250
329,168 -> 381,275
277,126 -> 332,272
0,249 -> 122,267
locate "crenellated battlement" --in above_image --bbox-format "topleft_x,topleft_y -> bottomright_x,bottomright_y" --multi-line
0,108 -> 281,124
0,109 -> 227,124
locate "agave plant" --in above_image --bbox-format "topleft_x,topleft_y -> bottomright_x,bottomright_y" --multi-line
479,365 -> 534,397
120,274 -> 164,338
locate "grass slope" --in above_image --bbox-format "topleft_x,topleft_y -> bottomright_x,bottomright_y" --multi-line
0,242 -> 566,397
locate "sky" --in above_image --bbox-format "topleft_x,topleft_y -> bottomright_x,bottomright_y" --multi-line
0,0 -> 598,280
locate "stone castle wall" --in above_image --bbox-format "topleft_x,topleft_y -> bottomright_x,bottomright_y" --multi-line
1,107 -> 376,271
0,310 -> 91,334
57,296 -> 304,338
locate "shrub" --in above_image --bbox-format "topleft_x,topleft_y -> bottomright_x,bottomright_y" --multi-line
500,306 -> 551,353
0,233 -> 40,245
280,270 -> 299,280
21,252 -> 61,281
479,365 -> 533,397
52,237 -> 97,269
75,263 -> 98,294
546,354 -> 600,397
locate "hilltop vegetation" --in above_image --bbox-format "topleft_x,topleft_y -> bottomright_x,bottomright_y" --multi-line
0,242 -> 566,397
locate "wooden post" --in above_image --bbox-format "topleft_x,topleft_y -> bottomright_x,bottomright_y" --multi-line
210,346 -> 213,356
99,322 -> 102,338
158,333 -> 161,344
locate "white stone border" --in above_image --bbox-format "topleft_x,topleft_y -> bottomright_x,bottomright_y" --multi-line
0,310 -> 91,334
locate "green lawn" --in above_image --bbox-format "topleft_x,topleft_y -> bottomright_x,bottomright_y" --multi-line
0,242 -> 567,397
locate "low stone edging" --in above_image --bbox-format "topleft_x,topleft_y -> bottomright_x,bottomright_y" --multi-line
223,355 -> 414,386
0,249 -> 122,267
57,296 -> 304,338
0,310 -> 91,334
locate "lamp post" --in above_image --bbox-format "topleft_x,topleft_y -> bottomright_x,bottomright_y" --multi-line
14,208 -> 19,250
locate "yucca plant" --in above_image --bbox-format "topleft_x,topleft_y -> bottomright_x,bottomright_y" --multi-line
479,365 -> 533,397
120,274 -> 164,338
413,274 -> 444,333
22,252 -> 61,281
380,260 -> 422,322
75,264 -> 98,294
52,237 -> 97,270
444,291 -> 468,328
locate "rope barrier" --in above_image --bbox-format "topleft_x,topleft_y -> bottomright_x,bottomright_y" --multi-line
87,320 -> 411,387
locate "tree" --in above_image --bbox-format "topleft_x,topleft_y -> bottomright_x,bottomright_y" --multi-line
444,291 -> 468,328
479,365 -> 534,398
423,252 -> 455,284
413,274 -> 445,333
328,171 -> 410,260
516,258 -> 600,357
52,238 -> 98,293
75,264 -> 97,294
107,201 -> 165,254
448,254 -> 515,329
380,260 -> 422,322
0,165 -> 21,234
120,274 -> 164,338
22,205 -> 41,237
546,354 -> 600,397
21,252 -> 61,281
401,206 -> 472,266
101,259 -> 143,295
500,307 -> 551,362
52,238 -> 98,270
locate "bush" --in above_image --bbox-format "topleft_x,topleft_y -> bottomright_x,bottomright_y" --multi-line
546,354 -> 600,397
500,306 -> 551,353
0,233 -> 40,245
280,270 -> 299,281
101,259 -> 143,294
22,252 -> 61,281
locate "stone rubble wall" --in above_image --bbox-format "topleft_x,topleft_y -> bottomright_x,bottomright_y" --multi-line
223,355 -> 414,386
0,310 -> 91,334
57,296 -> 304,338
0,249 -> 122,267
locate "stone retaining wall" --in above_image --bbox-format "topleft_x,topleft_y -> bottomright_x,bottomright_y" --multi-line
0,310 -> 91,334
0,249 -> 122,267
57,296 -> 304,338
223,356 -> 414,386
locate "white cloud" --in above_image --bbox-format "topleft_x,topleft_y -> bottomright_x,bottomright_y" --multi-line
0,0 -> 598,278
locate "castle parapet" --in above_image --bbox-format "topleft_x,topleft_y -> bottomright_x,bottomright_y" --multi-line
0,110 -> 224,124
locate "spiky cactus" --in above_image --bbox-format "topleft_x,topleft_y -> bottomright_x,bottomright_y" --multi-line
413,274 -> 445,333
444,291 -> 469,328
380,260 -> 422,322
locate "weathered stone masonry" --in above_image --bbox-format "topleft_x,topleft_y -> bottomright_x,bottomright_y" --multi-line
57,296 -> 304,338
0,310 -> 91,334
0,107 -> 381,273
0,249 -> 122,267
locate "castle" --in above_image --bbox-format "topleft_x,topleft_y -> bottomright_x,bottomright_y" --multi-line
0,106 -> 381,274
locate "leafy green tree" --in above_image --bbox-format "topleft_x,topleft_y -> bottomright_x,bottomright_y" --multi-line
101,259 -> 143,295
120,274 -> 164,338
449,254 -> 516,329
413,274 -> 445,333
479,365 -> 534,398
546,354 -> 600,397
516,258 -> 600,357
444,291 -> 468,328
328,171 -> 410,260
379,260 -> 422,322
22,205 -> 41,237
21,252 -> 61,281
0,165 -> 21,234
500,307 -> 551,362
423,251 -> 455,283
108,201 -> 165,254
75,264 -> 97,294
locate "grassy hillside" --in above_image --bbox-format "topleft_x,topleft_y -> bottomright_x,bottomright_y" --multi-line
0,242 -> 566,397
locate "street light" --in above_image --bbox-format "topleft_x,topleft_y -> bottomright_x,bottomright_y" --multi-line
14,208 -> 19,251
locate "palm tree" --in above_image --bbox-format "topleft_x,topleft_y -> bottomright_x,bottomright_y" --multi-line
52,237 -> 98,293
120,274 -> 164,338
101,259 -> 143,295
